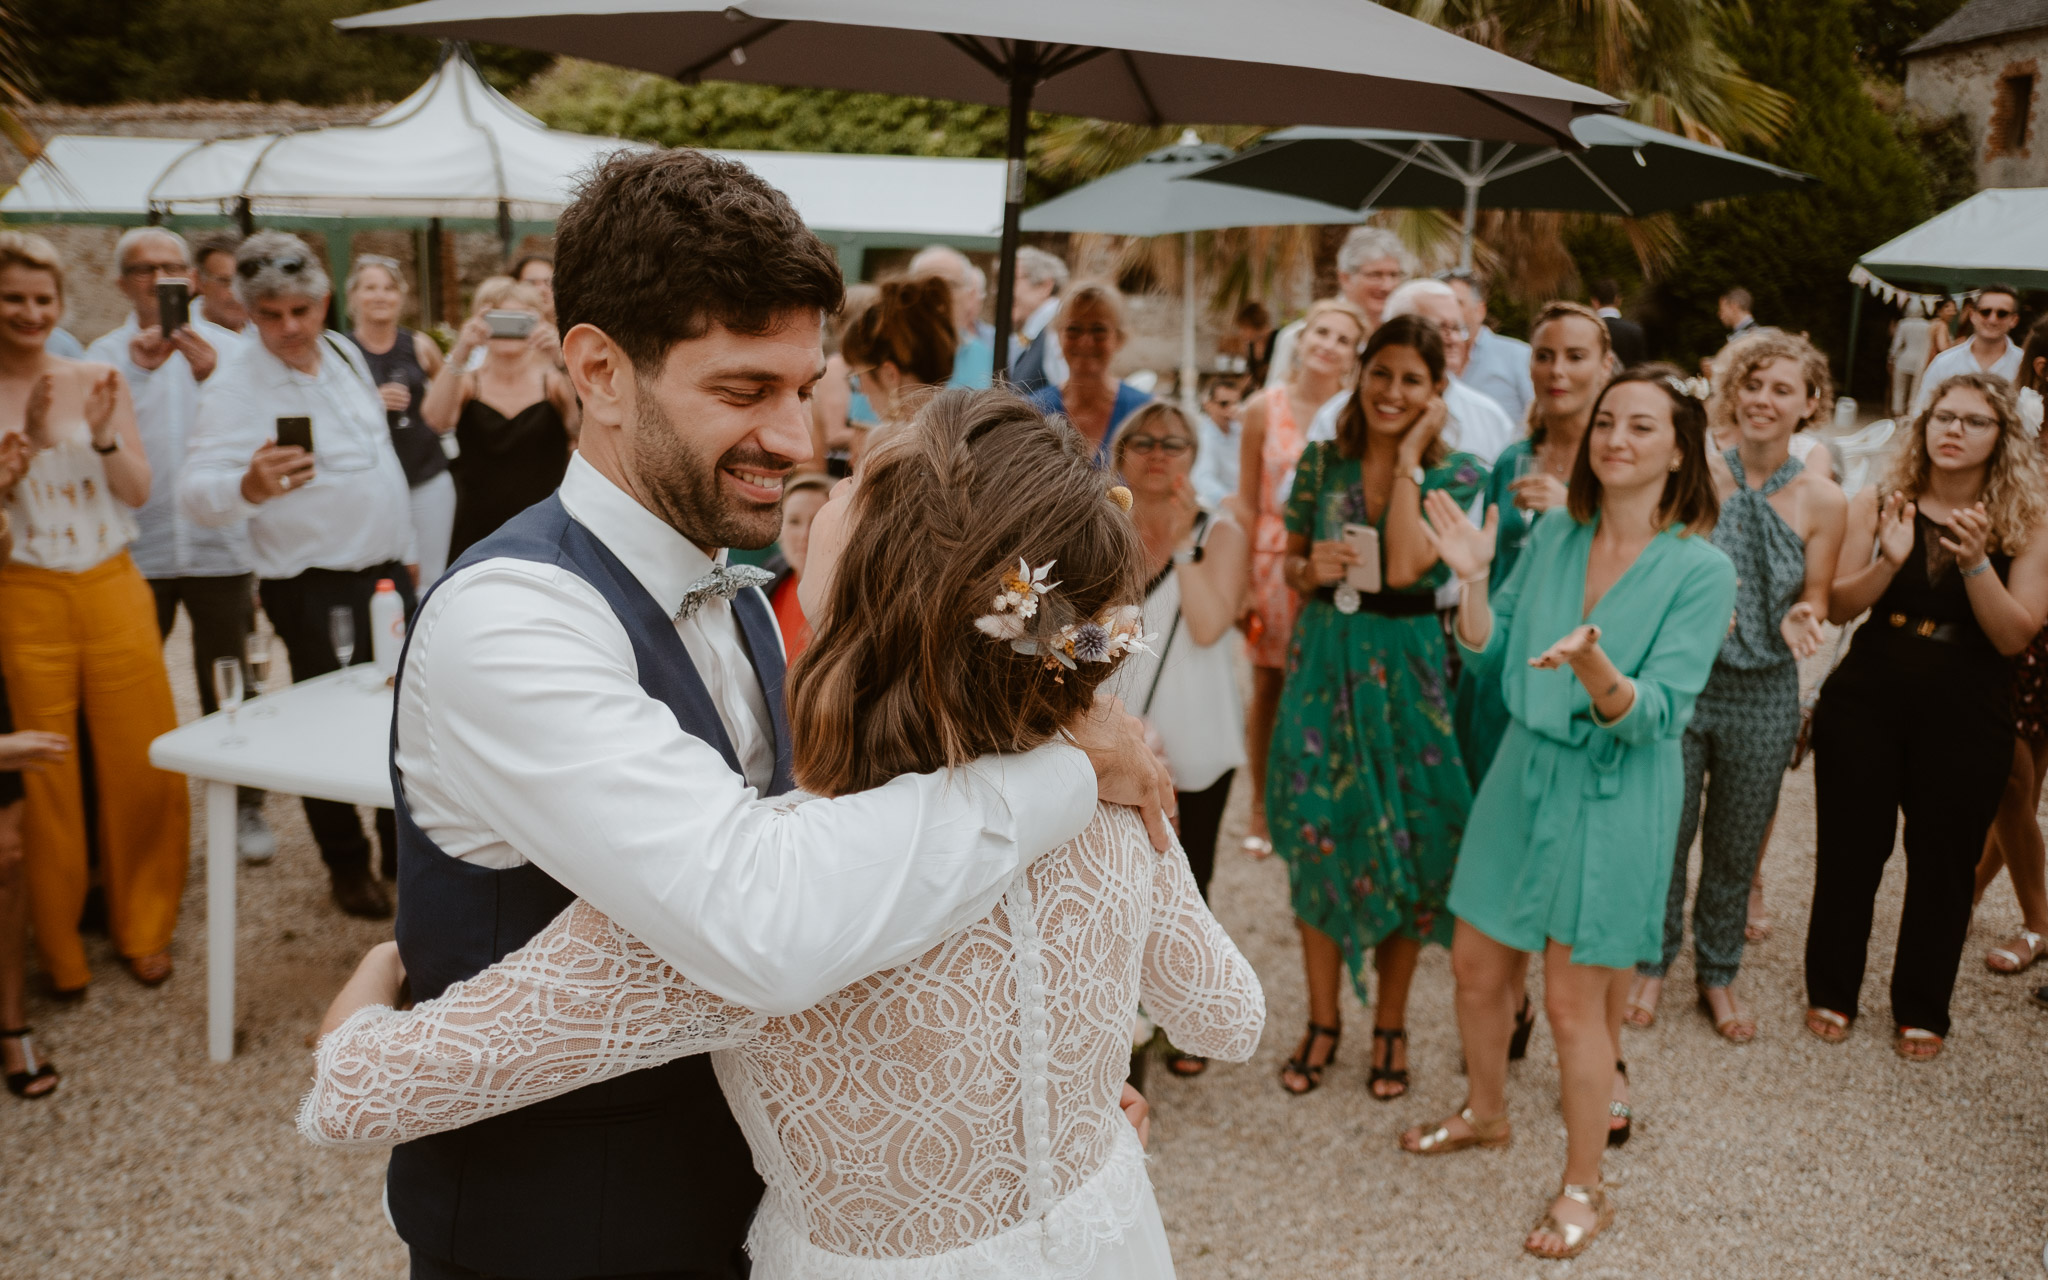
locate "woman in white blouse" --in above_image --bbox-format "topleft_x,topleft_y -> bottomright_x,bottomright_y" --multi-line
304,389 -> 1265,1280
0,231 -> 188,998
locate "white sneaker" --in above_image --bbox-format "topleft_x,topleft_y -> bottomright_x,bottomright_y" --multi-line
237,806 -> 276,864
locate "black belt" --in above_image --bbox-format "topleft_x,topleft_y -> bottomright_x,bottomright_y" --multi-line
1312,585 -> 1438,617
1883,612 -> 1968,645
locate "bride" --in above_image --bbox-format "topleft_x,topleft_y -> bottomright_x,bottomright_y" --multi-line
301,388 -> 1266,1279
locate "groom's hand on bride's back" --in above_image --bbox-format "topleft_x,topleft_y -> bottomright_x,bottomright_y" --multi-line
1067,694 -> 1176,852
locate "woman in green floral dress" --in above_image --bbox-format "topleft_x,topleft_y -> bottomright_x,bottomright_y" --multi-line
1269,315 -> 1489,1100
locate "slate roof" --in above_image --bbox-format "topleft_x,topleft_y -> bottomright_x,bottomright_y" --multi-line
1906,0 -> 2048,56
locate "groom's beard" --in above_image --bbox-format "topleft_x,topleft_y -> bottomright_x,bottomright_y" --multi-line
632,389 -> 791,552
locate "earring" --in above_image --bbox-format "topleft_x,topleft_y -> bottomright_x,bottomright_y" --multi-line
1669,458 -> 1682,472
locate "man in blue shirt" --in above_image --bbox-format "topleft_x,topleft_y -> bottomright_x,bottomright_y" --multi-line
1441,270 -> 1532,425
1190,376 -> 1244,510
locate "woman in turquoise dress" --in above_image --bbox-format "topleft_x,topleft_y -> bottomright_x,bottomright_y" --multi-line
1402,366 -> 1736,1262
1268,315 -> 1487,1102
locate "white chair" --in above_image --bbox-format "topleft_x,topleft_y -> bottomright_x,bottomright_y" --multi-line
1834,417 -> 1897,495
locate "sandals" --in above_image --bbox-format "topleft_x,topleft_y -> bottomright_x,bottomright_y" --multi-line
1368,1027 -> 1409,1100
1894,1026 -> 1944,1062
1524,1183 -> 1615,1260
1164,1049 -> 1209,1078
127,951 -> 173,987
1239,835 -> 1273,859
1698,988 -> 1756,1044
1508,996 -> 1537,1061
1623,975 -> 1661,1028
1608,1060 -> 1632,1147
1745,879 -> 1773,942
1278,1020 -> 1341,1095
1987,930 -> 2047,974
2,1027 -> 58,1100
1805,1007 -> 1851,1043
1401,1106 -> 1512,1155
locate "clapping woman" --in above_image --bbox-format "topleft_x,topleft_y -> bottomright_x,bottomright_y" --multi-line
1267,316 -> 1487,1100
1406,367 -> 1735,1261
1807,372 -> 2048,1061
1625,332 -> 1846,1040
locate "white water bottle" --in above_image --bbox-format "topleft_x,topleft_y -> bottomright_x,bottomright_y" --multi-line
370,579 -> 405,676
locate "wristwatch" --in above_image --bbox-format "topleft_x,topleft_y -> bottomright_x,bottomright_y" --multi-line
1397,464 -> 1425,488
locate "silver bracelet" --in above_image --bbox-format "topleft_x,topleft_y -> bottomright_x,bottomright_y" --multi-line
1962,558 -> 1993,579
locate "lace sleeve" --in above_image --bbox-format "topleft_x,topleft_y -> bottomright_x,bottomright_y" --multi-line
299,900 -> 769,1147
1139,834 -> 1265,1062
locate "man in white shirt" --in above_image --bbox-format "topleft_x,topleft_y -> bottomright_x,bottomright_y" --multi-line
1913,283 -> 2026,415
1191,375 -> 1245,509
87,227 -> 273,861
190,230 -> 253,345
183,232 -> 419,919
381,148 -> 1167,1280
1008,245 -> 1070,393
1441,269 -> 1532,423
1266,226 -> 1414,389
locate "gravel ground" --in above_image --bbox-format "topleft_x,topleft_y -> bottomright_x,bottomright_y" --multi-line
7,620 -> 2046,1279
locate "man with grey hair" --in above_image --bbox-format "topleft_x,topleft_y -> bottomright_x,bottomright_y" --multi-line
1008,245 -> 1070,394
183,230 -> 418,918
1440,269 -> 1532,422
907,244 -> 996,389
87,227 -> 274,860
1265,226 -> 1417,389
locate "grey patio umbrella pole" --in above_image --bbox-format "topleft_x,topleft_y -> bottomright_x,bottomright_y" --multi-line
1020,134 -> 1368,410
337,0 -> 1620,377
1187,117 -> 1812,266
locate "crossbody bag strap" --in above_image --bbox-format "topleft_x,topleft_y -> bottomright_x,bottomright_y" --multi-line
1140,512 -> 1212,716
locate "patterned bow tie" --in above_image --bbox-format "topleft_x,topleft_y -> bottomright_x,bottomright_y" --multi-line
674,563 -> 776,622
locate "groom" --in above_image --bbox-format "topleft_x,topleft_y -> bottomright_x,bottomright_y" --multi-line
385,149 -> 1171,1280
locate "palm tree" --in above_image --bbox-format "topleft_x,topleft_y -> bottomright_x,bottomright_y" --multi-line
1036,0 -> 1793,313
0,3 -> 39,166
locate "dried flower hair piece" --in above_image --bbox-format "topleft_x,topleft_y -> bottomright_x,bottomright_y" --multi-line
974,558 -> 1059,640
1108,485 -> 1133,512
973,559 -> 1154,678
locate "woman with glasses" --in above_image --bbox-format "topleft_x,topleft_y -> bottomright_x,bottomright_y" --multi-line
423,278 -> 578,560
1027,282 -> 1151,465
0,231 -> 189,996
1807,373 -> 2048,1061
838,277 -> 956,468
345,257 -> 452,585
1267,315 -> 1486,1101
1106,402 -> 1250,930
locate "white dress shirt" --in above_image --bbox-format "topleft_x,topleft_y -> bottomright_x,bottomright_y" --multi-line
87,313 -> 253,579
1912,337 -> 2024,415
393,451 -> 1100,1016
1018,295 -> 1068,388
181,330 -> 416,579
1190,410 -> 1242,510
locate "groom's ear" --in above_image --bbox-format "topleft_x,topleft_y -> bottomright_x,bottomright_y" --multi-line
563,323 -> 634,433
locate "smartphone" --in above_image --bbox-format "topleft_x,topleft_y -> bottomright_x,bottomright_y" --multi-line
156,279 -> 191,334
274,415 -> 314,454
484,310 -> 536,340
1341,523 -> 1382,594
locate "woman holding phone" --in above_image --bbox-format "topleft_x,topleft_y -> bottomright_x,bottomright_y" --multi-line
1267,315 -> 1487,1099
422,278 -> 579,559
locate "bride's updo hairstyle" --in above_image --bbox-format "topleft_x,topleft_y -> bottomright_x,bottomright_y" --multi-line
788,387 -> 1144,797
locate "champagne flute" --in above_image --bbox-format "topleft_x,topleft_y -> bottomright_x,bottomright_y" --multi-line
212,656 -> 246,747
1511,451 -> 1543,547
246,631 -> 277,717
329,606 -> 356,684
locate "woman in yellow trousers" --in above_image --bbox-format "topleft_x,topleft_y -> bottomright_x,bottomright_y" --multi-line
0,231 -> 186,996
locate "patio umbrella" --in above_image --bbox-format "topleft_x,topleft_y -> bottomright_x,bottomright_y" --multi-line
1020,132 -> 1368,409
337,0 -> 1617,370
1186,116 -> 1815,267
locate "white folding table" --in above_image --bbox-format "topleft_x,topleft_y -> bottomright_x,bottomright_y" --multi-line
148,668 -> 396,1062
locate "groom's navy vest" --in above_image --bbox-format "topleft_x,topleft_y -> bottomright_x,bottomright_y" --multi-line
387,494 -> 792,1278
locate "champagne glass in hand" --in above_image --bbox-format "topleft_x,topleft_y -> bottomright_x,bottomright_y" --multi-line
213,656 -> 247,747
1417,488 -> 1498,582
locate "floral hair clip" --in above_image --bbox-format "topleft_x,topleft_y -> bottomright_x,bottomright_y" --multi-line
975,558 -> 1155,679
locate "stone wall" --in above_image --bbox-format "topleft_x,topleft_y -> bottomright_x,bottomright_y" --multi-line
1905,30 -> 2048,189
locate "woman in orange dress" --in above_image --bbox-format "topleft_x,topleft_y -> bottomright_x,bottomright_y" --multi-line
1236,297 -> 1366,854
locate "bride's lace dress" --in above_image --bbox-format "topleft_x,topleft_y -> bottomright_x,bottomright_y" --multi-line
302,805 -> 1264,1279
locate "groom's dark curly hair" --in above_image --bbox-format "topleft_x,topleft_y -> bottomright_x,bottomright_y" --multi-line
554,148 -> 844,371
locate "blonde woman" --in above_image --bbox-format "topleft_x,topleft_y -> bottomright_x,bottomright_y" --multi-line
422,278 -> 579,558
1808,372 -> 2048,1061
1027,281 -> 1151,463
345,256 -> 451,584
1237,296 -> 1367,857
